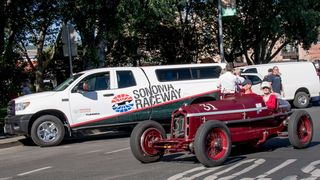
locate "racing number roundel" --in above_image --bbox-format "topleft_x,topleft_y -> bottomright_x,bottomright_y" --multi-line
111,94 -> 134,112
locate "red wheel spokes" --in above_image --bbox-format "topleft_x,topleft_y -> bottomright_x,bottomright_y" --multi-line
141,128 -> 163,156
297,115 -> 312,144
206,128 -> 228,160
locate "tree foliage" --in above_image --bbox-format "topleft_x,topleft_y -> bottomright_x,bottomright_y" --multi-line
0,0 -> 320,106
223,0 -> 320,64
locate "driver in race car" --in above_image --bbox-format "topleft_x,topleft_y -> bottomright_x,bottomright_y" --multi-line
241,79 -> 254,94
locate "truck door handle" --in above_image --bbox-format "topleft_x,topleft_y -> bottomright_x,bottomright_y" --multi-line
103,93 -> 114,97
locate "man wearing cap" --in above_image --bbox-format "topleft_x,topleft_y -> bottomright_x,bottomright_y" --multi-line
261,81 -> 277,111
241,79 -> 254,94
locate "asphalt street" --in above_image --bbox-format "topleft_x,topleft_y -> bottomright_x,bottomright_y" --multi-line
0,106 -> 319,180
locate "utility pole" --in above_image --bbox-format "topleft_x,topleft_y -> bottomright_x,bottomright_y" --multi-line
218,0 -> 225,63
62,22 -> 77,77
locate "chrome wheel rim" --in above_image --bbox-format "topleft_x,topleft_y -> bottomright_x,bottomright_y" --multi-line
298,95 -> 307,105
37,121 -> 59,142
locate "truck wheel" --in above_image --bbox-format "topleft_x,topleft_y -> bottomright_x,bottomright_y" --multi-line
293,92 -> 310,108
288,110 -> 313,149
194,120 -> 232,167
130,120 -> 166,163
31,115 -> 65,147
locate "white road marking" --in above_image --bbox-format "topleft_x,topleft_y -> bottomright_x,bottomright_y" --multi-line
256,159 -> 297,179
219,159 -> 266,180
301,160 -> 320,180
167,157 -> 245,180
81,149 -> 103,155
181,166 -> 222,180
17,166 -> 53,176
104,147 -> 130,154
203,159 -> 257,180
167,167 -> 206,180
0,177 -> 12,180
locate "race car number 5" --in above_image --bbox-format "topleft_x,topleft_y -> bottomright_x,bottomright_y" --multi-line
199,103 -> 217,111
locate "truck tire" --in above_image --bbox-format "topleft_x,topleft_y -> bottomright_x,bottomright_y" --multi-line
293,92 -> 310,108
31,115 -> 65,147
288,110 -> 313,149
130,120 -> 166,163
194,120 -> 232,167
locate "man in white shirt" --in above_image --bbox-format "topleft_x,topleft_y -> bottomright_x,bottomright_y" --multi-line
217,64 -> 242,94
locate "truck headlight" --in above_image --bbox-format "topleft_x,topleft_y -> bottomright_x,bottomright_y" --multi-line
15,102 -> 30,111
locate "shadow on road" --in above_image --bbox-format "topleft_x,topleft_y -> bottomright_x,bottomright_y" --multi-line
18,131 -> 131,147
160,138 -> 320,166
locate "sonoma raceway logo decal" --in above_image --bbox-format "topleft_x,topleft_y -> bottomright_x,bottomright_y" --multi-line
111,94 -> 134,112
112,84 -> 182,113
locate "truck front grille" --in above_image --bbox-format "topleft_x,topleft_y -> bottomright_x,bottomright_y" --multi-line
7,100 -> 15,116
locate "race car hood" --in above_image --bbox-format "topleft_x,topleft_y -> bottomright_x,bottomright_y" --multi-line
178,98 -> 245,115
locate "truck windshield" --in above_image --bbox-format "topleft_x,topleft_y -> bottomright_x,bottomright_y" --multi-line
54,73 -> 83,91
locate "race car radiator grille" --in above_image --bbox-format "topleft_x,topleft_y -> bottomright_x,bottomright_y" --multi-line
172,115 -> 185,138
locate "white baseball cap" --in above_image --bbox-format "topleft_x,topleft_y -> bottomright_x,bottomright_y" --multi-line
261,81 -> 271,89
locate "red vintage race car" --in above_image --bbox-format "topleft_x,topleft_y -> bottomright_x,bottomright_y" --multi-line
130,93 -> 313,167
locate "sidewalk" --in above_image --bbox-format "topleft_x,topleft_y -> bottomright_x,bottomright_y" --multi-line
0,135 -> 24,149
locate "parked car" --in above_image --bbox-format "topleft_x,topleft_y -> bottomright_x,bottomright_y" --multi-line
130,93 -> 313,167
240,61 -> 320,108
4,63 -> 225,146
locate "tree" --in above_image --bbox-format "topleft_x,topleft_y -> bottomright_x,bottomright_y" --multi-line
223,0 -> 320,64
112,0 -> 219,65
0,0 -> 30,105
61,0 -> 120,70
15,0 -> 63,91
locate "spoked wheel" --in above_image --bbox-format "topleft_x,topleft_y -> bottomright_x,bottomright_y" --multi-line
288,110 -> 313,149
194,121 -> 231,167
130,120 -> 166,163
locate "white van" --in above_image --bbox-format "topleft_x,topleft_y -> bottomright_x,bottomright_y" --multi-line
4,63 -> 225,146
240,61 -> 320,108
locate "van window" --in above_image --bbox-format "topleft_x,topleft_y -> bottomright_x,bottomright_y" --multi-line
156,66 -> 222,82
73,72 -> 110,92
191,67 -> 221,79
243,68 -> 257,73
117,71 -> 136,88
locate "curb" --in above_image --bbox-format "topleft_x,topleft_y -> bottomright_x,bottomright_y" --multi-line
0,136 -> 24,149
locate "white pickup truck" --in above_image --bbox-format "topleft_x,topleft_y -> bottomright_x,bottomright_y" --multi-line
4,63 -> 225,146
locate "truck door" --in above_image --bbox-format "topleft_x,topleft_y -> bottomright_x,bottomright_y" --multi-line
114,70 -> 151,124
69,71 -> 118,127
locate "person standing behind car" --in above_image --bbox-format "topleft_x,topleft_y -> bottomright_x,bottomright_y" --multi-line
217,64 -> 241,94
21,81 -> 32,95
263,68 -> 273,81
267,66 -> 284,97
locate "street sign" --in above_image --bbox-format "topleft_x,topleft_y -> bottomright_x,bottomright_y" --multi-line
61,23 -> 78,57
221,0 -> 236,16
